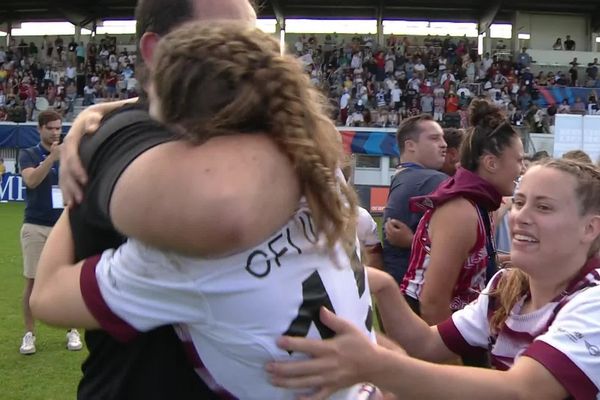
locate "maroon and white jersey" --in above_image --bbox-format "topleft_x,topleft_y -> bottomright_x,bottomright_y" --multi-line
438,264 -> 600,399
80,206 -> 375,400
401,201 -> 490,310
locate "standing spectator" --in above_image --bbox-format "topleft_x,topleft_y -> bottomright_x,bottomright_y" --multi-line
65,82 -> 77,115
76,42 -> 85,71
564,35 -> 576,51
382,115 -> 447,285
587,58 -> 599,82
446,93 -> 459,113
28,42 -> 38,61
408,98 -> 421,117
18,111 -> 82,355
440,70 -> 455,92
414,57 -> 426,80
420,92 -> 434,115
105,71 -> 118,101
374,51 -> 385,82
552,38 -> 563,50
0,157 -> 5,181
46,82 -> 56,106
86,40 -> 97,72
54,36 -> 64,62
518,87 -> 532,111
433,91 -> 445,122
42,35 -> 53,61
569,57 -> 579,86
65,63 -> 76,85
385,50 -> 395,75
391,82 -> 402,110
340,88 -> 351,124
517,47 -> 531,69
68,37 -> 77,64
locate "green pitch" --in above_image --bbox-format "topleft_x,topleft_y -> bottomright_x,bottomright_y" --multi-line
0,202 -> 86,400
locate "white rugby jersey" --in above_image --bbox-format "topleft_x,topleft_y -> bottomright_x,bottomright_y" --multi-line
357,207 -> 380,247
437,263 -> 600,400
80,206 -> 375,400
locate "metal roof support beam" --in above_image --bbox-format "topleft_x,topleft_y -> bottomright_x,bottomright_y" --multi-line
478,0 -> 502,35
270,0 -> 285,31
377,0 -> 385,47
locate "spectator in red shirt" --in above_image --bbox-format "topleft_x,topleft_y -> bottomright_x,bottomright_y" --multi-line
446,93 -> 459,113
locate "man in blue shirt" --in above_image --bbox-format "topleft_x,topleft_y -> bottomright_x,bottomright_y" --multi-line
18,110 -> 82,354
382,114 -> 448,284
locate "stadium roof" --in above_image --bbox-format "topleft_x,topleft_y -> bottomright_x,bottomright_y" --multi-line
2,0 -> 600,30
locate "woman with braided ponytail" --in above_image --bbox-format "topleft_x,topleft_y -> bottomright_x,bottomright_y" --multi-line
268,158 -> 600,400
399,99 -> 525,338
31,23 -> 382,400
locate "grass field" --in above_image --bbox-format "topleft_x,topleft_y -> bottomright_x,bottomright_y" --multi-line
0,202 -> 86,400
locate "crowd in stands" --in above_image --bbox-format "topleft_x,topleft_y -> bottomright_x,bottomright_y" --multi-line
292,34 -> 600,132
0,31 -> 599,130
0,35 -> 138,123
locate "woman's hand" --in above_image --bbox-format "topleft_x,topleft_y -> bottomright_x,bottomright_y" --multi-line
60,98 -> 138,206
266,307 -> 380,400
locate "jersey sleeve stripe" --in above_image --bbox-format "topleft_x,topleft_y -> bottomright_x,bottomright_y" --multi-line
437,318 -> 488,358
523,341 -> 598,400
80,254 -> 140,343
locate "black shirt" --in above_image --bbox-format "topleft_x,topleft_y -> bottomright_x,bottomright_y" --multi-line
70,104 -> 219,400
565,39 -> 576,51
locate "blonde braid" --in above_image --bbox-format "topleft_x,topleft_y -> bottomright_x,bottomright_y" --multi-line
489,269 -> 530,334
253,55 -> 358,254
152,22 -> 359,254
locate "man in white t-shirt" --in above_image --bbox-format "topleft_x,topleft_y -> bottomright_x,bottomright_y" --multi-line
340,89 -> 351,124
65,64 -> 76,84
482,52 -> 493,74
391,84 -> 402,110
413,58 -> 426,80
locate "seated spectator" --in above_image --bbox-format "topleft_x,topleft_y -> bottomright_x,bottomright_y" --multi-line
588,95 -> 599,115
571,97 -> 586,113
558,99 -> 571,113
82,81 -> 95,106
53,93 -> 68,118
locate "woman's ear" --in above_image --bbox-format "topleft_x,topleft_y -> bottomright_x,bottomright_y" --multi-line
480,153 -> 498,174
583,215 -> 600,249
